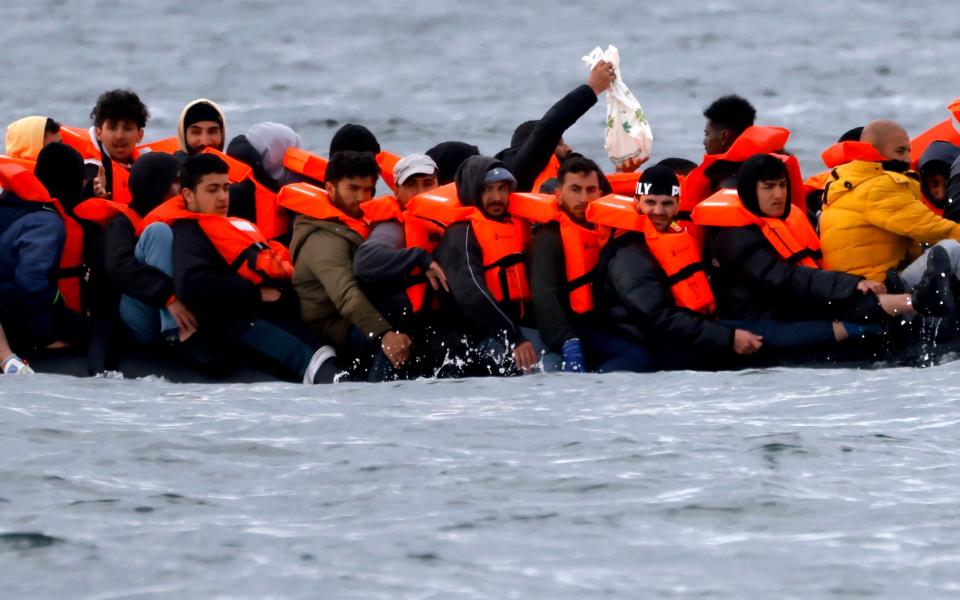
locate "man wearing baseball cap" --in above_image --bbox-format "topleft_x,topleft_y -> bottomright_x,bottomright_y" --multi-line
353,153 -> 448,326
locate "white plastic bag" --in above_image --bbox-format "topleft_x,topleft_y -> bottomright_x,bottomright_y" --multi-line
582,45 -> 654,167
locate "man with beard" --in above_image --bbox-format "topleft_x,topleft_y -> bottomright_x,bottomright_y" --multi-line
177,98 -> 227,156
820,119 -> 960,287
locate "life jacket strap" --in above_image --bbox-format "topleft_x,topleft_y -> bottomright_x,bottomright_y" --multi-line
665,262 -> 705,286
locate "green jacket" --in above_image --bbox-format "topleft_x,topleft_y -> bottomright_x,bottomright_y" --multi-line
290,215 -> 392,348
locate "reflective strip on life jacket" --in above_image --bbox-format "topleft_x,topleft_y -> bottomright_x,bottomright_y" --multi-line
0,160 -> 85,312
277,182 -> 370,239
691,188 -> 822,268
203,147 -> 288,240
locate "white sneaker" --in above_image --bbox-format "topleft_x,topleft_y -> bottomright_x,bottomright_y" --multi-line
2,355 -> 34,374
303,345 -> 337,384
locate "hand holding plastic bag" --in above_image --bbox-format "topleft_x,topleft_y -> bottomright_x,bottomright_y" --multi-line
582,45 -> 654,167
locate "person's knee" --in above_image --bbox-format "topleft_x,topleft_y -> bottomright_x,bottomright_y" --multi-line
139,222 -> 173,252
934,239 -> 960,269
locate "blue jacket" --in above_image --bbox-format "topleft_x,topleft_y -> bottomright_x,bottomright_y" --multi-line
0,191 -> 66,344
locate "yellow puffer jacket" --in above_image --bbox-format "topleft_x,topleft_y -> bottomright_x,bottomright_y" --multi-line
820,160 -> 960,281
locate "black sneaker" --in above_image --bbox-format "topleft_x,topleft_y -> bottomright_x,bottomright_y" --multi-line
912,246 -> 957,317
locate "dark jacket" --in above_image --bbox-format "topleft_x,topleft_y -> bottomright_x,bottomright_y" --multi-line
433,156 -> 528,344
0,191 -> 65,344
594,232 -> 734,352
940,147 -> 960,222
173,220 -> 295,331
495,84 -> 598,193
529,222 -> 583,352
705,225 -> 863,321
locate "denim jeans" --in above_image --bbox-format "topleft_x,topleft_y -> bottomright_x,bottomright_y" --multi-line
118,223 -> 178,344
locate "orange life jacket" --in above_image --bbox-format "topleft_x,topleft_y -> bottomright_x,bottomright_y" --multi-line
396,187 -> 461,312
586,194 -> 715,313
202,147 -> 289,241
680,126 -> 800,222
509,192 -> 603,313
136,136 -> 180,154
532,155 -> 561,193
138,196 -> 292,285
60,126 -> 135,204
0,160 -> 85,312
691,188 -> 822,268
406,184 -> 531,304
606,171 -> 642,196
821,141 -> 889,168
283,147 -> 328,182
922,195 -> 945,217
72,198 -> 141,228
0,154 -> 36,170
276,182 -> 370,239
281,148 -> 403,192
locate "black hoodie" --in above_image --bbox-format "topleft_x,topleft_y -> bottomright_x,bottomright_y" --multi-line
704,154 -> 863,321
495,84 -> 598,193
100,152 -> 181,311
433,156 -> 528,344
919,141 -> 960,215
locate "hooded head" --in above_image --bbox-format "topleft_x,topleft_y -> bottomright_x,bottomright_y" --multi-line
5,116 -> 60,161
329,124 -> 380,158
455,155 -> 515,219
919,141 -> 960,207
177,98 -> 226,155
737,154 -> 791,220
426,141 -> 480,185
129,152 -> 181,217
34,142 -> 85,211
245,122 -> 301,183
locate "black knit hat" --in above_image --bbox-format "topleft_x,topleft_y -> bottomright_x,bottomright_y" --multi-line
129,152 -> 181,217
34,142 -> 84,210
182,102 -> 223,131
635,165 -> 680,197
329,124 -> 380,157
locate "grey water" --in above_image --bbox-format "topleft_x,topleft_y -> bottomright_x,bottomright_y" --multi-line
3,0 -> 960,597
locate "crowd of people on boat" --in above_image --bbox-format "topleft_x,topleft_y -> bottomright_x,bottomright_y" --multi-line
2,59 -> 960,382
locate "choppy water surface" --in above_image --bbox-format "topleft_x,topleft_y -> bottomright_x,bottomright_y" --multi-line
3,0 -> 960,597
3,368 -> 960,598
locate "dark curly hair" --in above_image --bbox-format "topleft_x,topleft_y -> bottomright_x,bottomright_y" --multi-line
90,89 -> 149,128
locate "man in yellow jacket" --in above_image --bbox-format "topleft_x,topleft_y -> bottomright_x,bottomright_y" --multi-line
821,120 -> 960,298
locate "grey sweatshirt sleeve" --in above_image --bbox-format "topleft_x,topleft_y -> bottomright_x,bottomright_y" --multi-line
353,220 -> 434,283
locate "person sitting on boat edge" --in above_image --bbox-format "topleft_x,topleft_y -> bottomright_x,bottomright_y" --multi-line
698,154 -> 953,354
177,98 -> 226,156
171,153 -> 337,384
432,156 -> 548,375
590,166 -> 760,371
287,151 -> 408,382
2,144 -> 92,357
529,155 -> 642,373
352,153 -> 455,377
820,120 -> 960,301
5,116 -> 62,163
99,152 -> 197,348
